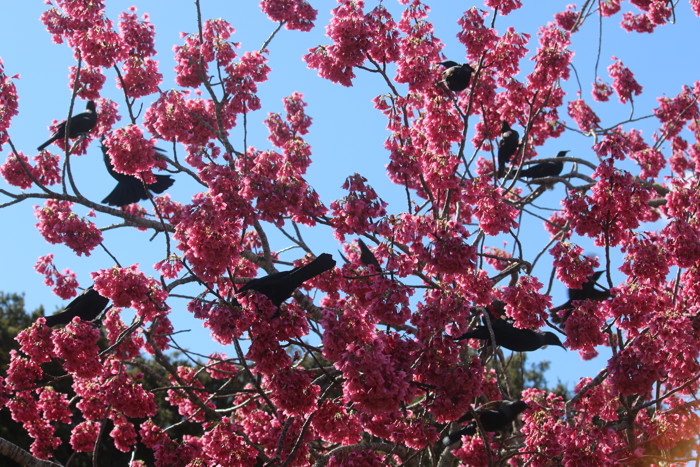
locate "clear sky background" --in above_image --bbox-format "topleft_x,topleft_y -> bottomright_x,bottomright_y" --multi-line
0,1 -> 698,390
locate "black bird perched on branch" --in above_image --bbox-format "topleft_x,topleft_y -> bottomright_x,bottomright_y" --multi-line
238,253 -> 336,307
453,318 -> 564,352
101,143 -> 175,207
357,238 -> 381,271
439,60 -> 475,92
497,121 -> 520,177
38,100 -> 97,151
43,286 -> 109,327
443,400 -> 529,445
550,270 -> 611,324
517,150 -> 568,180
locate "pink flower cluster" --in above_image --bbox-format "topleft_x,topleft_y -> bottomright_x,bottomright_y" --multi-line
336,333 -> 416,416
166,366 -> 214,422
330,173 -> 388,241
104,124 -> 163,181
485,0 -> 523,16
200,417 -> 258,465
15,323 -> 54,365
263,368 -> 320,417
41,1 -> 126,70
260,0 -> 317,31
33,254 -> 78,299
562,160 -> 655,246
143,91 -> 217,145
223,50 -> 271,113
528,24 -> 573,90
103,308 -> 144,359
52,319 -> 102,378
0,151 -> 34,189
118,56 -> 161,98
394,2 -> 443,92
0,58 -> 18,150
311,400 -> 363,445
92,264 -> 169,322
6,388 -> 62,458
654,83 -> 700,139
608,57 -> 643,103
303,2 -> 368,87
568,97 -> 600,132
550,242 -> 598,289
34,200 -> 103,256
563,300 -> 607,360
4,0 -> 700,464
172,195 -> 245,284
1,150 -> 62,188
619,233 -> 669,286
501,275 -> 551,329
592,79 -> 614,102
457,8 -> 498,62
468,177 -> 519,235
304,2 -> 404,87
68,65 -> 105,100
620,0 -> 673,33
554,4 -> 579,31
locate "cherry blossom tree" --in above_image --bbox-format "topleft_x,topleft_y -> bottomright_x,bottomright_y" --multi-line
1,0 -> 699,465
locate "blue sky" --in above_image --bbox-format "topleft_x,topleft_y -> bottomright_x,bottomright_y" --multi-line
0,1 -> 698,389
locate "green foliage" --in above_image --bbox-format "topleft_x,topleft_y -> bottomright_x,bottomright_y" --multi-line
505,353 -> 570,400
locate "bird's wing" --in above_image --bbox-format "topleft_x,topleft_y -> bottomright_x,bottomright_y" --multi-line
452,326 -> 490,341
148,175 -> 175,194
102,177 -> 148,207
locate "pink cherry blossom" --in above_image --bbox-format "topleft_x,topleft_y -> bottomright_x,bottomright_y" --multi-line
568,97 -> 600,132
260,0 -> 317,31
92,264 -> 169,321
200,417 -> 258,465
550,242 -> 598,290
485,0 -> 522,16
608,57 -> 643,103
0,151 -> 34,189
0,58 -> 19,149
2,1 -> 700,463
118,7 -> 156,57
15,320 -> 54,364
34,200 -> 103,256
52,319 -> 102,378
104,124 -> 163,180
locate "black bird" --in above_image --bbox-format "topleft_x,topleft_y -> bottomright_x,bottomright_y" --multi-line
43,286 -> 109,327
443,400 -> 529,445
497,121 -> 520,177
101,143 -> 175,207
517,150 -> 568,180
453,318 -> 564,352
439,60 -> 475,93
238,253 -> 336,307
551,270 -> 611,323
569,270 -> 609,302
38,100 -> 98,151
357,239 -> 381,271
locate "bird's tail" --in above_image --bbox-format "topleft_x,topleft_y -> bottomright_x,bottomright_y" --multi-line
442,423 -> 476,446
286,253 -> 336,288
44,314 -> 62,328
497,163 -> 507,178
38,135 -> 58,152
148,174 -> 175,194
102,178 -> 147,207
452,330 -> 477,341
